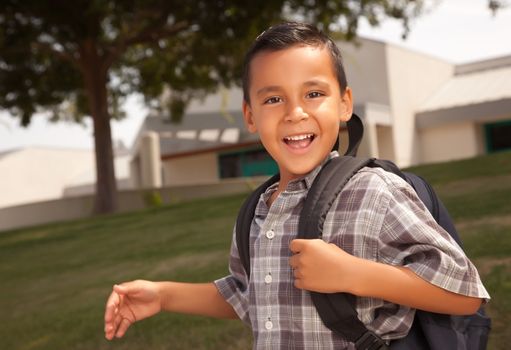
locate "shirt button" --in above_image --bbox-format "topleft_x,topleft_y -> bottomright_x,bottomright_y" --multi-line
264,274 -> 272,284
265,320 -> 273,330
266,230 -> 275,239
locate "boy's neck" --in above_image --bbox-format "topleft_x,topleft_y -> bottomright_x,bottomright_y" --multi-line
266,189 -> 280,208
265,179 -> 291,207
265,174 -> 300,207
268,151 -> 337,207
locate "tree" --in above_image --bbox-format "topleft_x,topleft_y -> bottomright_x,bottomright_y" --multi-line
488,0 -> 509,15
0,0 -> 426,214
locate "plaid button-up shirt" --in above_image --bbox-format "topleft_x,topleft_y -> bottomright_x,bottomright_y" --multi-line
215,152 -> 489,349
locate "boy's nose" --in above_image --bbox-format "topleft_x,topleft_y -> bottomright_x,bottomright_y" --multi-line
285,105 -> 309,122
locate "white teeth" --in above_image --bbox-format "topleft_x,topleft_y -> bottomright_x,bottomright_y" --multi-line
284,133 -> 314,141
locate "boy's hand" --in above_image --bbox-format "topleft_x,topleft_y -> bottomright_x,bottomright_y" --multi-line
104,280 -> 162,340
289,239 -> 357,293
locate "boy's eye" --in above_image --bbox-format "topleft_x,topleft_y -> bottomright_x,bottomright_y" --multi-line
264,96 -> 282,105
307,91 -> 324,99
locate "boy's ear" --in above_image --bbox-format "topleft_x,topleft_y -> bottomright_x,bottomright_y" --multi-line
242,100 -> 258,133
340,87 -> 354,122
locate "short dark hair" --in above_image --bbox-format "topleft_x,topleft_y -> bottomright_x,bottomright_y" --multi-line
242,21 -> 348,105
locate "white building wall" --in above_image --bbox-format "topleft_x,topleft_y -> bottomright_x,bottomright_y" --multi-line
419,122 -> 482,163
0,148 -> 94,208
377,125 -> 395,160
0,147 -> 135,208
385,45 -> 454,167
63,154 -> 135,196
341,39 -> 390,106
162,153 -> 219,186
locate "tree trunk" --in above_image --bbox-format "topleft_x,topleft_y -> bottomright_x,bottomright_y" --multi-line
80,39 -> 118,214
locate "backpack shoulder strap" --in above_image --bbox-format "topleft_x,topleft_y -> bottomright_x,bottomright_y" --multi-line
299,156 -> 373,239
298,156 -> 389,349
235,173 -> 279,278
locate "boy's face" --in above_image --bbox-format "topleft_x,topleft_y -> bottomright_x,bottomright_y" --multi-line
243,45 -> 353,184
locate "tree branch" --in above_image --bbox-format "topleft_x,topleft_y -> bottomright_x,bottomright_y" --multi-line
104,20 -> 190,69
126,20 -> 190,46
30,42 -> 79,67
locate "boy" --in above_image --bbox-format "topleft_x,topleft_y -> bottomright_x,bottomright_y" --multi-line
104,22 -> 489,349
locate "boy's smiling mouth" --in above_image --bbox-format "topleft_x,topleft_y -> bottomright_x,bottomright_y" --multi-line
283,133 -> 316,150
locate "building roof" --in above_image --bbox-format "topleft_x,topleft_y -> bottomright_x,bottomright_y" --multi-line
137,111 -> 260,158
0,149 -> 17,160
418,64 -> 511,113
416,55 -> 511,128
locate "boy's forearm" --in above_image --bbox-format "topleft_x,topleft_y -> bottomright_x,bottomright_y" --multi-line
157,281 -> 238,319
348,258 -> 482,315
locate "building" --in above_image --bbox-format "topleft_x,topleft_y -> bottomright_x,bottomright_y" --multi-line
131,38 -> 511,188
0,146 -> 133,209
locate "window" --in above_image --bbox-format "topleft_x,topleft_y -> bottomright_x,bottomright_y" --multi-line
485,120 -> 511,153
219,148 -> 278,179
218,153 -> 241,178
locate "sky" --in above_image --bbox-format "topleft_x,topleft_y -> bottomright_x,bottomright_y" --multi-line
1,0 -> 510,153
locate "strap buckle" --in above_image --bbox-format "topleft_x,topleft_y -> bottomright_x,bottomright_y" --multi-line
355,330 -> 389,350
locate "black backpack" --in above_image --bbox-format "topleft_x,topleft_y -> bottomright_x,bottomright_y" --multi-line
235,114 -> 491,350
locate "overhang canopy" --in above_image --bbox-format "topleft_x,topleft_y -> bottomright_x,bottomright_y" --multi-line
136,111 -> 261,159
416,64 -> 511,128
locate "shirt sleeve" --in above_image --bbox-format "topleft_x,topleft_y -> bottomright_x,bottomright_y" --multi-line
376,170 -> 490,300
214,225 -> 252,324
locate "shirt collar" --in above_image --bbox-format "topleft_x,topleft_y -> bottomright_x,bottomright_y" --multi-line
258,151 -> 340,211
287,150 -> 340,191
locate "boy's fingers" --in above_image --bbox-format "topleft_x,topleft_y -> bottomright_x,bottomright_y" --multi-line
105,322 -> 118,340
113,283 -> 131,294
114,281 -> 144,296
115,318 -> 132,338
294,278 -> 304,290
289,254 -> 297,268
104,290 -> 121,322
105,281 -> 141,340
105,311 -> 122,340
105,329 -> 115,341
289,239 -> 306,253
105,322 -> 114,336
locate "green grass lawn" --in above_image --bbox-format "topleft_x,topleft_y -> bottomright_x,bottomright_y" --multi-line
1,151 -> 510,350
